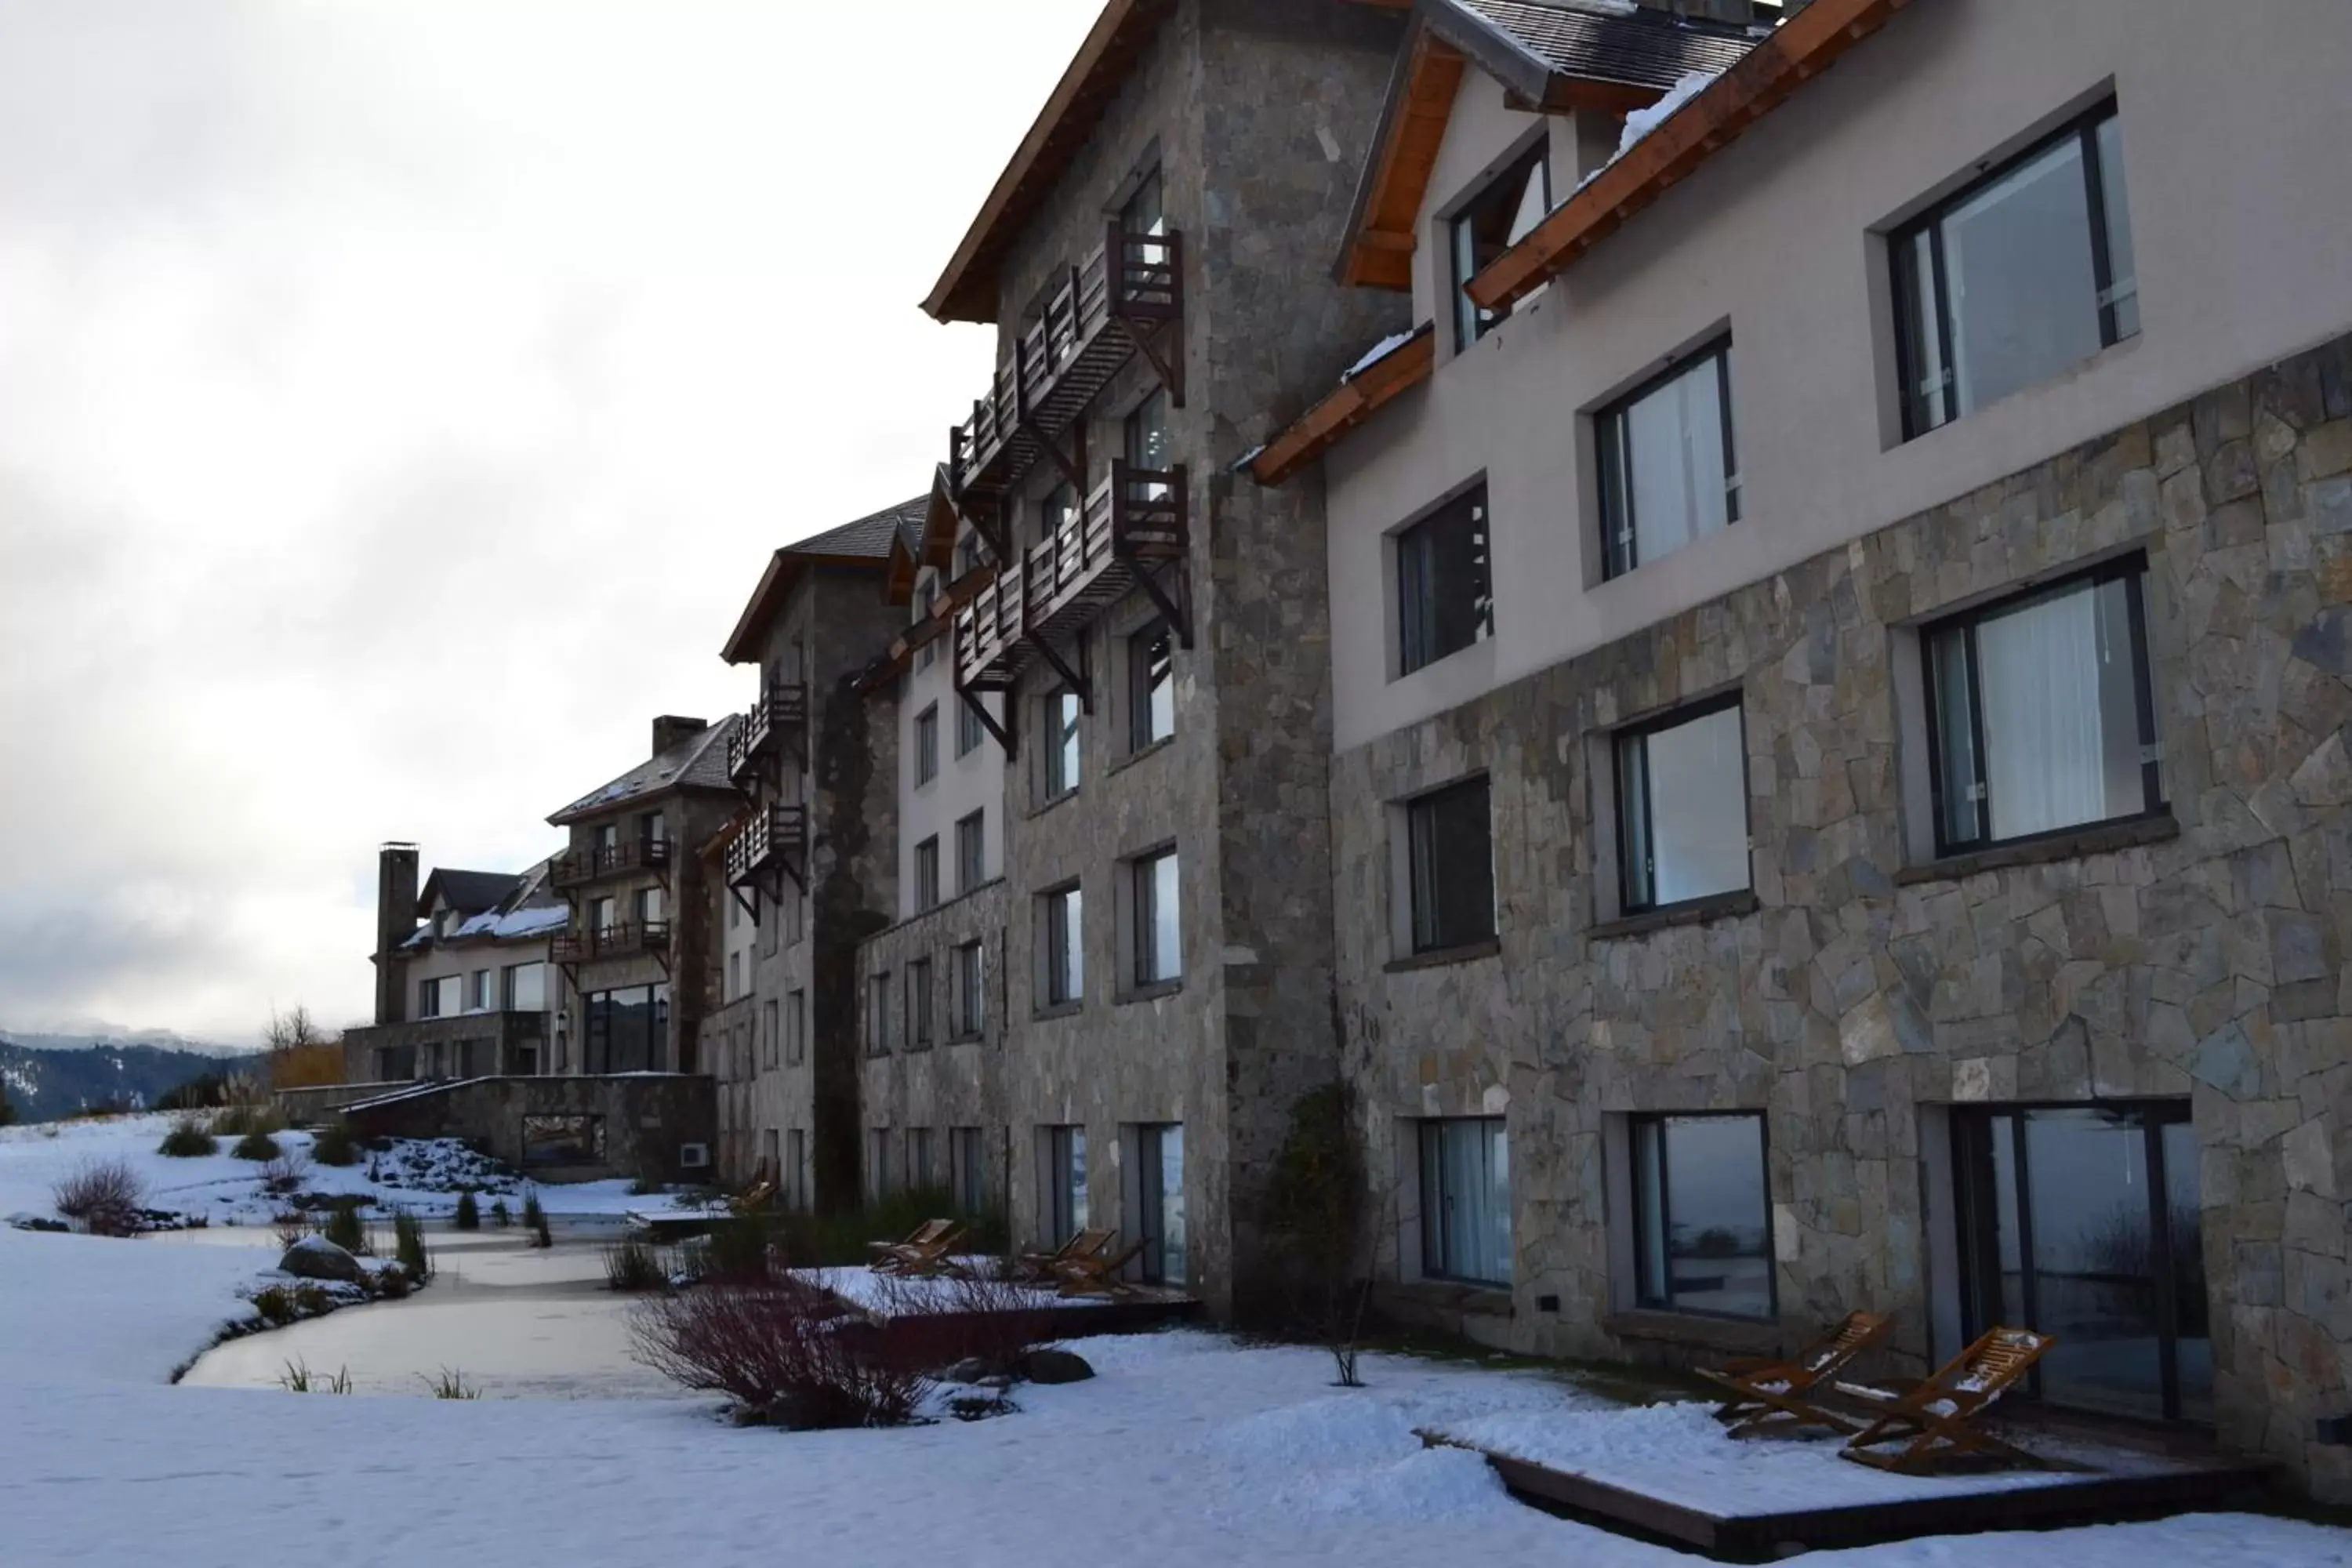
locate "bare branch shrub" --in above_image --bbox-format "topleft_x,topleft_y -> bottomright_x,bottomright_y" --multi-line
630,1278 -> 931,1428
53,1157 -> 147,1236
259,1149 -> 312,1196
869,1264 -> 1055,1377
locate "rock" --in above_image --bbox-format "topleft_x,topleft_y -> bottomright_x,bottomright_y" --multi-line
278,1236 -> 365,1283
1021,1348 -> 1094,1385
942,1357 -> 993,1385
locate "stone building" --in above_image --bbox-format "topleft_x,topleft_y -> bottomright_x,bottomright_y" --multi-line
545,716 -> 741,1078
1254,0 -> 2352,1498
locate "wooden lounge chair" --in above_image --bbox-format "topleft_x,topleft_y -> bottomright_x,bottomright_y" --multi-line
1054,1238 -> 1149,1298
1696,1310 -> 1893,1438
730,1180 -> 775,1216
867,1218 -> 958,1273
1014,1227 -> 1114,1284
1838,1327 -> 2057,1474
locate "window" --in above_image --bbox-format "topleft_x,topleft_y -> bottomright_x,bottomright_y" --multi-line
583,984 -> 667,1073
504,962 -> 546,1012
915,836 -> 941,911
1406,778 -> 1494,953
634,886 -> 662,926
908,1127 -> 937,1192
1894,102 -> 2137,437
1397,485 -> 1492,676
1451,137 -> 1548,348
417,976 -> 448,1019
590,896 -> 616,935
955,810 -> 985,894
785,989 -> 806,1065
1419,1119 -> 1510,1285
1121,166 -> 1164,239
1043,885 -> 1084,1007
1924,560 -> 2161,855
1125,390 -> 1171,498
1616,696 -> 1751,914
1598,341 -> 1738,579
866,972 -> 891,1054
1040,481 -> 1080,550
908,957 -> 935,1048
760,998 -> 778,1070
1129,620 -> 1174,750
522,1115 -> 604,1167
1132,848 -> 1181,986
914,703 -> 938,786
1044,688 -> 1082,797
915,584 -> 938,673
954,532 -> 982,580
596,822 -> 619,855
1134,1123 -> 1185,1286
727,952 -> 742,1004
467,969 -> 493,1012
1041,1124 -> 1088,1241
867,1128 -> 893,1200
786,1128 -> 808,1209
956,695 -> 985,757
949,1127 -> 985,1213
760,1128 -> 779,1187
1632,1113 -> 1774,1321
952,941 -> 987,1038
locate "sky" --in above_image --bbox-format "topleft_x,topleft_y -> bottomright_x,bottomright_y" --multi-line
0,0 -> 1102,1042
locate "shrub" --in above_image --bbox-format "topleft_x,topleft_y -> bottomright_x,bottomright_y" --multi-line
453,1191 -> 481,1231
309,1122 -> 361,1167
212,1098 -> 287,1139
374,1264 -> 412,1300
258,1150 -> 311,1195
521,1190 -> 551,1249
771,1186 -> 1000,1269
630,1279 -> 932,1429
279,1359 -> 353,1395
158,1117 -> 219,1158
251,1285 -> 299,1325
873,1266 -> 1055,1379
685,1214 -> 775,1283
604,1237 -> 671,1293
424,1367 -> 482,1400
321,1203 -> 368,1254
391,1210 -> 431,1280
273,1210 -> 314,1249
231,1130 -> 282,1162
52,1158 -> 146,1236
489,1199 -> 513,1228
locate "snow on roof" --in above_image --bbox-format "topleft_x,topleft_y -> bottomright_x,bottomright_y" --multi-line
1343,332 -> 1421,383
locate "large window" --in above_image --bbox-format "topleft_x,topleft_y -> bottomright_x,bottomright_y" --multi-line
1134,1123 -> 1186,1286
504,962 -> 546,1012
1616,695 -> 1751,914
866,972 -> 891,1055
1598,341 -> 1738,580
1129,620 -> 1174,750
1122,168 -> 1164,240
1924,560 -> 2161,855
915,836 -> 940,911
1132,848 -> 1181,986
785,989 -> 806,1065
1632,1113 -> 1775,1321
867,1128 -> 893,1200
956,695 -> 985,757
956,810 -> 985,894
908,1127 -> 936,1192
907,957 -> 934,1049
1406,777 -> 1495,954
1451,137 -> 1548,348
584,984 -> 667,1074
1126,389 -> 1171,475
1043,884 -> 1083,1007
1895,102 -> 2136,437
760,999 -> 778,1070
914,703 -> 938,786
951,940 -> 986,1038
467,969 -> 493,1013
1420,1118 -> 1511,1286
634,886 -> 662,926
1040,1124 -> 1089,1242
1044,688 -> 1082,798
950,1126 -> 985,1213
1397,486 -> 1493,677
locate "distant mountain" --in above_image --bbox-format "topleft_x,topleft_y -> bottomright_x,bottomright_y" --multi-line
0,1036 -> 248,1123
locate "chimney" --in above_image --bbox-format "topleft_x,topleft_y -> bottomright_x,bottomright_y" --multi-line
375,843 -> 420,1025
651,715 -> 708,758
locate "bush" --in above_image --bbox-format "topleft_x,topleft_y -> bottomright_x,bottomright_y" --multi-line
310,1122 -> 361,1167
453,1191 -> 481,1231
521,1190 -> 551,1249
770,1186 -> 999,1269
158,1117 -> 219,1158
258,1150 -> 311,1195
212,1098 -> 287,1139
53,1158 -> 146,1236
273,1209 -> 313,1249
321,1203 -> 368,1255
685,1214 -> 775,1283
604,1238 -> 671,1293
630,1279 -> 932,1429
391,1210 -> 431,1280
490,1199 -> 513,1228
231,1130 -> 282,1162
279,1359 -> 353,1395
424,1367 -> 481,1400
374,1264 -> 412,1300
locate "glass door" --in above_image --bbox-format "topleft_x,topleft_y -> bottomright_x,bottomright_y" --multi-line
1954,1102 -> 2208,1422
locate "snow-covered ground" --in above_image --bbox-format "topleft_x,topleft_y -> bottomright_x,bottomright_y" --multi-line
3,1120 -> 2348,1568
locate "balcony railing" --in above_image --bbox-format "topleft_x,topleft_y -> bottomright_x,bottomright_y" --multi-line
550,920 -> 672,965
727,681 -> 809,787
956,461 -> 1187,694
724,801 -> 810,891
949,223 -> 1182,503
550,837 -> 674,891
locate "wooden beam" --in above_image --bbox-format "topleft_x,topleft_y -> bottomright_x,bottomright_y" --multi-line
1341,33 -> 1465,291
1250,325 -> 1436,487
1468,0 -> 1911,314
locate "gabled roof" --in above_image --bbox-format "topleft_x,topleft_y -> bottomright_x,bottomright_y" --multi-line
885,467 -> 971,608
1338,0 -> 1759,289
548,715 -> 742,827
720,495 -> 928,666
923,0 -> 1178,325
416,868 -> 518,920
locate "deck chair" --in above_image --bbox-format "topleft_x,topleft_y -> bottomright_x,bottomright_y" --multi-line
1014,1227 -> 1114,1284
1696,1310 -> 1893,1438
1837,1327 -> 2057,1474
1054,1238 -> 1149,1298
867,1218 -> 957,1273
731,1180 -> 775,1216
880,1222 -> 967,1278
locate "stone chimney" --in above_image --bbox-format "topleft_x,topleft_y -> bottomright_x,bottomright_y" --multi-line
374,842 -> 419,1025
651,715 -> 708,758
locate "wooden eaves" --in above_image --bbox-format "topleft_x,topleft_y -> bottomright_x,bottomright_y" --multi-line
1468,0 -> 1914,316
1250,324 -> 1436,487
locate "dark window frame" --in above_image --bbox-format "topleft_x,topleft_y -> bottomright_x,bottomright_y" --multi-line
1043,884 -> 1083,1008
1595,338 -> 1740,582
1629,1110 -> 1778,1323
1450,136 -> 1550,350
1417,1116 -> 1512,1287
1892,99 -> 2136,440
1397,483 -> 1494,677
1406,775 -> 1496,955
1128,619 -> 1175,752
907,956 -> 934,1049
1044,686 -> 1083,800
914,835 -> 941,911
955,695 -> 985,758
914,702 -> 939,786
954,809 -> 985,895
951,939 -> 986,1038
1131,845 -> 1181,986
1613,691 -> 1753,916
1919,555 -> 2164,860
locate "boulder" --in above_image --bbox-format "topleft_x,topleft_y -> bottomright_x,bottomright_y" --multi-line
1021,1348 -> 1094,1385
278,1236 -> 365,1284
942,1357 -> 994,1386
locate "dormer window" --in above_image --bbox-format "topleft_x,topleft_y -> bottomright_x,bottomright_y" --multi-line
1451,137 -> 1550,350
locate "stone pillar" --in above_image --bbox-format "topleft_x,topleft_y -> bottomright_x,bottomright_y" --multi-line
374,843 -> 419,1025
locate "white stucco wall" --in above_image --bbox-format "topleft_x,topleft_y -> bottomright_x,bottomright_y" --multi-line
897,562 -> 1005,920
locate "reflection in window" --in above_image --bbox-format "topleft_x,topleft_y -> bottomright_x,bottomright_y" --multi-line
1045,688 -> 1082,797
1632,1113 -> 1774,1320
1134,848 -> 1181,985
1616,698 -> 1751,913
1598,342 -> 1738,579
1452,139 -> 1550,347
1130,621 -> 1175,750
1398,486 -> 1494,676
1407,778 -> 1495,953
1420,1118 -> 1511,1285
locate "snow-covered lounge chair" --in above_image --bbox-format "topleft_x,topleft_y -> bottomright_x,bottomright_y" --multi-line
1054,1238 -> 1149,1298
868,1219 -> 963,1275
1696,1309 -> 1893,1438
1837,1327 -> 2058,1474
1014,1227 -> 1115,1284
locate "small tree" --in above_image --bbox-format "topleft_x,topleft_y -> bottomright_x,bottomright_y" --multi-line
1261,1083 -> 1383,1388
264,1005 -> 346,1091
453,1190 -> 481,1230
0,1076 -> 14,1127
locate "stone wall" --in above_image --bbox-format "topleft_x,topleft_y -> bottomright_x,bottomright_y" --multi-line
338,1074 -> 717,1184
340,1011 -> 548,1084
1330,332 -> 2352,1496
857,879 -> 1012,1203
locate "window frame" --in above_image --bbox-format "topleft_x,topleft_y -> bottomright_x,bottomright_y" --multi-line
914,835 -> 941,912
1919,555 -> 2165,859
1043,884 -> 1084,1008
1396,483 -> 1494,678
907,956 -> 934,1049
1595,338 -> 1740,581
1628,1111 -> 1778,1323
1417,1116 -> 1512,1287
914,702 -> 939,786
951,939 -> 987,1039
785,989 -> 806,1066
1043,686 -> 1083,800
955,810 -> 985,895
955,694 -> 985,757
1613,691 -> 1754,917
1128,619 -> 1175,752
1406,775 -> 1496,956
1450,136 -> 1550,351
1131,846 -> 1181,987
1891,99 -> 2136,440
866,971 -> 891,1055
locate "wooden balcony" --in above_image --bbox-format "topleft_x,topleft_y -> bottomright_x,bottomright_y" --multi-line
724,801 -> 810,902
550,920 -> 672,966
949,223 -> 1182,506
550,837 -> 674,891
956,461 -> 1188,695
727,681 -> 808,789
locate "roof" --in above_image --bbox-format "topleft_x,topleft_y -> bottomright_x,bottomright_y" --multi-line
548,715 -> 741,826
416,869 -> 518,920
720,495 -> 928,666
1338,0 -> 1759,289
1250,323 -> 1437,486
923,0 -> 1178,324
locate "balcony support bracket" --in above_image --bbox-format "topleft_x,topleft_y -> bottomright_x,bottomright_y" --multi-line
731,885 -> 760,927
1025,414 -> 1084,495
960,689 -> 1018,760
1134,562 -> 1193,652
1120,318 -> 1185,410
1030,632 -> 1091,715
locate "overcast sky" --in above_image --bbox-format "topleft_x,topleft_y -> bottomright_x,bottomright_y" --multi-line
0,0 -> 1099,1041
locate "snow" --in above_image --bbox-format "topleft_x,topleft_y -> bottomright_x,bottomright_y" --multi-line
1613,67 -> 1722,162
451,902 -> 569,940
1341,330 -> 1419,383
794,1261 -> 1105,1316
2,1117 -> 2348,1567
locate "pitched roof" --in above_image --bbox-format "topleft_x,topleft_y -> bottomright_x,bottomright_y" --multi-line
1250,323 -> 1437,485
1338,0 -> 1759,289
548,714 -> 741,826
720,495 -> 928,666
416,868 -> 519,919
